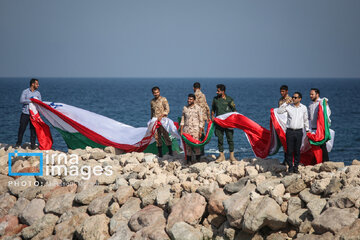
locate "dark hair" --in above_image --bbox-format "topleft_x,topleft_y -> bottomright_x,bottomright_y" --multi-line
188,93 -> 196,100
152,86 -> 160,92
216,84 -> 226,92
294,92 -> 302,99
311,88 -> 320,95
30,78 -> 38,86
280,85 -> 288,91
193,82 -> 201,89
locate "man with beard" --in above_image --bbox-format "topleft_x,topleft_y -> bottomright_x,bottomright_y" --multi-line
16,78 -> 42,149
180,94 -> 203,163
308,88 -> 331,162
150,86 -> 172,157
211,84 -> 237,163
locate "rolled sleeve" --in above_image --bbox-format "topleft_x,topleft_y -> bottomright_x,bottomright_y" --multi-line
277,103 -> 288,114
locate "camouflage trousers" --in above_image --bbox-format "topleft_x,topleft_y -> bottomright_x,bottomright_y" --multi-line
155,125 -> 172,147
184,130 -> 201,156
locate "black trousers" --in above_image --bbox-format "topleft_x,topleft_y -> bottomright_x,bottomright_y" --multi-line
285,129 -> 303,170
312,128 -> 330,162
16,113 -> 36,147
320,143 -> 329,162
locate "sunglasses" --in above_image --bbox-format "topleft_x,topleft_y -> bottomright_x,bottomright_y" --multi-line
292,96 -> 300,99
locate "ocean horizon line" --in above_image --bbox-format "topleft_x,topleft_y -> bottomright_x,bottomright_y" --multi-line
1,77 -> 359,81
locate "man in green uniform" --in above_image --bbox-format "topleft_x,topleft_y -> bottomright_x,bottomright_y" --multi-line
211,84 -> 237,163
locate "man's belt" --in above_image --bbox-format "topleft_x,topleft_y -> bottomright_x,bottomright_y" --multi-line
287,128 -> 302,131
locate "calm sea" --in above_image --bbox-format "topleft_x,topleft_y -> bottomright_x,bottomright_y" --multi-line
1,78 -> 359,165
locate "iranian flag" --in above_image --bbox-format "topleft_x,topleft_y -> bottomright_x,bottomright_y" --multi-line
30,99 -> 180,152
30,98 -> 334,165
213,104 -> 334,165
29,101 -> 53,150
305,99 -> 335,164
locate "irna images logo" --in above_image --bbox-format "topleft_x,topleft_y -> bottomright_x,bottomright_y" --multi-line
8,150 -> 43,176
8,150 -> 113,180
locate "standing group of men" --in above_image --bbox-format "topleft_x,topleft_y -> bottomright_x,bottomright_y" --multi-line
277,85 -> 331,173
150,83 -> 237,163
16,79 -> 331,171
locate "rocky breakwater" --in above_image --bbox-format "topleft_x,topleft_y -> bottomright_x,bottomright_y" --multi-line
0,144 -> 359,239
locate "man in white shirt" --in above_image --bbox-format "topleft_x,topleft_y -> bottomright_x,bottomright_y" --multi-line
278,92 -> 309,173
308,88 -> 331,162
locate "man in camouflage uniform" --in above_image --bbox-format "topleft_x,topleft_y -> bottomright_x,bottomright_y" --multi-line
193,82 -> 210,125
211,84 -> 237,163
180,94 -> 203,163
279,85 -> 292,107
193,82 -> 210,156
150,86 -> 172,157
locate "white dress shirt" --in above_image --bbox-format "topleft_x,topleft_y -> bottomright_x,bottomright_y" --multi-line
308,97 -> 331,130
277,103 -> 309,131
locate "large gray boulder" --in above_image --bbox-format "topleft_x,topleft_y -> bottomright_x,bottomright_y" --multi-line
288,208 -> 309,227
75,214 -> 110,240
242,196 -> 288,233
21,214 -> 59,240
166,193 -> 206,231
312,207 -> 359,234
87,193 -> 113,215
256,179 -> 281,195
109,197 -> 141,235
307,198 -> 327,218
19,198 -> 45,226
74,186 -> 106,205
328,186 -> 360,208
128,205 -> 166,232
168,222 -> 203,240
223,183 -> 256,228
44,193 -> 75,215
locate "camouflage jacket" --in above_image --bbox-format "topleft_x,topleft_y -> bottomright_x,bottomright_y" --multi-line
150,96 -> 170,119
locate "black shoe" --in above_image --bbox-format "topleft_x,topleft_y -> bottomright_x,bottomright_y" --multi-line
293,168 -> 299,174
157,147 -> 163,158
167,145 -> 173,156
15,143 -> 21,148
288,167 -> 294,174
196,155 -> 201,162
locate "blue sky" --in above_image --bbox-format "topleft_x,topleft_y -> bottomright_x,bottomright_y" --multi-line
0,0 -> 359,78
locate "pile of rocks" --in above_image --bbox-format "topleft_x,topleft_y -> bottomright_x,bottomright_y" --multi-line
0,144 -> 359,239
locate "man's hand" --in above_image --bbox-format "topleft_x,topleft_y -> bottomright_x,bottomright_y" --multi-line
286,98 -> 292,104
